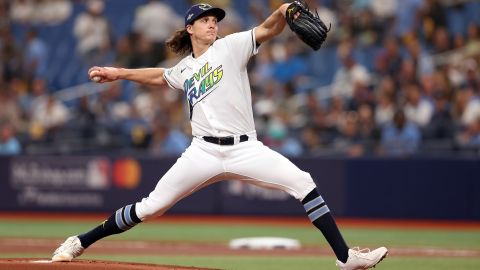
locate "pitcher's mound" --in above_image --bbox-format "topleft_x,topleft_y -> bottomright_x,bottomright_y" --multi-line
0,259 -> 217,270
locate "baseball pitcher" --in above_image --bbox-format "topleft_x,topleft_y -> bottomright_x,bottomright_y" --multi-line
53,2 -> 387,269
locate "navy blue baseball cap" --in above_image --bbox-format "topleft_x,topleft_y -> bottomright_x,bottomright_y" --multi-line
184,3 -> 225,26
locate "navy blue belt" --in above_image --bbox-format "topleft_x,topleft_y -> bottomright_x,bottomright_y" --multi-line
202,135 -> 249,145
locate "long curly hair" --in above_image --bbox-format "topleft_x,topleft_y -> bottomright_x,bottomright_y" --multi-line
165,29 -> 192,55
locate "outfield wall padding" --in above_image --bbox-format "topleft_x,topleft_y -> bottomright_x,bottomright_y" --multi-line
0,156 -> 478,220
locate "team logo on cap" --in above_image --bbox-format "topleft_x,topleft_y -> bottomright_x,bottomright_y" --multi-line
198,3 -> 212,10
187,13 -> 194,20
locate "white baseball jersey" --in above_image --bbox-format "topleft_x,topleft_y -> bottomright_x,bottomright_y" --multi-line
135,29 -> 316,221
163,29 -> 259,137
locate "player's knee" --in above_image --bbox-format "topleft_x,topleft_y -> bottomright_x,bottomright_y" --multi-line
135,197 -> 176,221
295,173 -> 317,201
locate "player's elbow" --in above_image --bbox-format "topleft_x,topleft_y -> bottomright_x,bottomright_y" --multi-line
148,76 -> 167,87
255,25 -> 284,44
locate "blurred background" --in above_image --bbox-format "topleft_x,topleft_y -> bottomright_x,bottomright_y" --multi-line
0,0 -> 479,158
0,0 -> 479,220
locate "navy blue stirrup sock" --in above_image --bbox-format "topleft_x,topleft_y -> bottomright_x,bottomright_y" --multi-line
302,189 -> 349,263
78,204 -> 142,248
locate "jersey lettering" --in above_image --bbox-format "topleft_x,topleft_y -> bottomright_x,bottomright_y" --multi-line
185,63 -> 223,105
193,62 -> 212,82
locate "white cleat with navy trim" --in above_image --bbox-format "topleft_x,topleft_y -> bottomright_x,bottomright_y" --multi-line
52,236 -> 84,262
336,247 -> 388,270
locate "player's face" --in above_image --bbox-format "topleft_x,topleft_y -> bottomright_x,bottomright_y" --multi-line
190,15 -> 218,44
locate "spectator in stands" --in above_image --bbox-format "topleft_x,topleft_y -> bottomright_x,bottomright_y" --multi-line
30,94 -> 70,141
333,111 -> 365,157
0,121 -> 21,155
29,77 -> 48,114
403,83 -> 434,128
0,3 -> 8,31
133,86 -> 157,123
23,28 -> 48,79
10,0 -> 71,25
132,0 -> 182,65
129,33 -> 158,68
352,8 -> 383,48
420,0 -> 447,47
73,0 -> 111,66
396,59 -> 418,89
3,0 -> 480,157
431,27 -> 451,54
374,77 -> 396,127
380,109 -> 421,156
325,95 -> 346,133
301,125 -> 323,156
460,86 -> 480,128
457,116 -> 480,147
1,29 -> 23,82
374,92 -> 395,128
0,83 -> 22,133
265,116 -> 303,157
8,77 -> 30,134
149,114 -> 189,156
72,96 -> 97,142
9,0 -> 34,25
245,0 -> 268,29
250,42 -> 274,88
271,37 -> 308,85
446,0 -> 469,37
121,104 -> 150,149
357,103 -> 378,151
452,85 -> 470,126
370,0 -> 397,23
465,23 -> 480,54
420,71 -> 441,100
331,45 -> 370,103
92,81 -> 129,127
299,92 -> 328,133
278,82 -> 304,130
375,36 -> 403,78
393,0 -> 423,38
424,91 -> 454,140
463,58 -> 479,93
114,35 -> 134,68
253,88 -> 276,140
35,0 -> 72,25
404,36 -> 434,77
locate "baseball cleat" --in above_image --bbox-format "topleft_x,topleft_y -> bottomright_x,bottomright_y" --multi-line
52,236 -> 84,262
336,246 -> 388,270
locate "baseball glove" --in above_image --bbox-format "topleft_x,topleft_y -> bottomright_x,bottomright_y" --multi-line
285,0 -> 330,51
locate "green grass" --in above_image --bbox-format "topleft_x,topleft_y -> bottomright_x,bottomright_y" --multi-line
83,255 -> 480,270
1,219 -> 480,270
1,220 -> 479,249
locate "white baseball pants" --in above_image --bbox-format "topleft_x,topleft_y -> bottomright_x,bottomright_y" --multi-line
135,138 -> 317,220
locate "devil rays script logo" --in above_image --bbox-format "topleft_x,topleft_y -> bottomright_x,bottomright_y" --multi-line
184,62 -> 223,105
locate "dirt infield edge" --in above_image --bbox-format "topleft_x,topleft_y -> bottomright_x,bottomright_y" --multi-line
0,258 -> 218,270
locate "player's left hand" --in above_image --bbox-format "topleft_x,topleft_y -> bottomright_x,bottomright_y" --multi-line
285,0 -> 330,51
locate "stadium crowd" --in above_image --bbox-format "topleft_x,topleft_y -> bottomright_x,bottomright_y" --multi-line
0,0 -> 480,157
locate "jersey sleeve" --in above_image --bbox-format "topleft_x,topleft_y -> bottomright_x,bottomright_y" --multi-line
163,64 -> 183,91
223,29 -> 259,68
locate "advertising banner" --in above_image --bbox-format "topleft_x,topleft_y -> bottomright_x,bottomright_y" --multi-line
0,156 -> 479,220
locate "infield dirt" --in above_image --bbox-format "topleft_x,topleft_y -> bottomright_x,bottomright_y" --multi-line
0,258 -> 217,270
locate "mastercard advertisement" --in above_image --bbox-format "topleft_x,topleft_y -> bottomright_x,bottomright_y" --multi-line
112,158 -> 141,189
